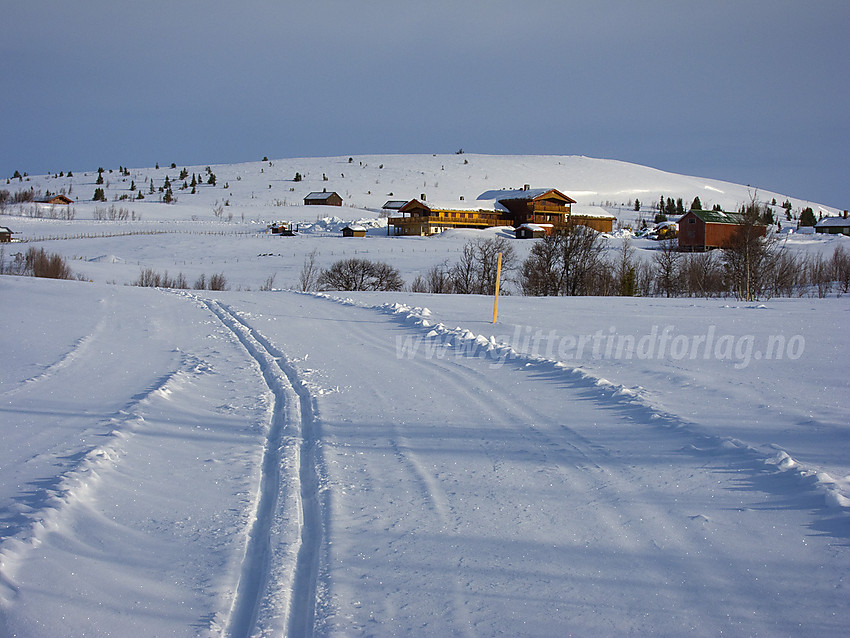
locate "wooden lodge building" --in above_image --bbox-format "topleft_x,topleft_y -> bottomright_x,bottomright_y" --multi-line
388,187 -> 614,236
678,209 -> 767,251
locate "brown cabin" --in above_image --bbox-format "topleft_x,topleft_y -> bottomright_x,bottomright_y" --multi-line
678,210 -> 766,250
41,194 -> 74,205
0,226 -> 12,243
515,223 -> 553,239
304,191 -> 342,206
342,225 -> 366,237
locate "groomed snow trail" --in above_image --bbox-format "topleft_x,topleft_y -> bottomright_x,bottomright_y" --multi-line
201,298 -> 322,638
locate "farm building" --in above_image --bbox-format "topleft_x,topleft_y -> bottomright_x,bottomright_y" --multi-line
0,226 -> 13,243
815,211 -> 850,235
304,191 -> 342,206
678,210 -> 766,250
388,187 -> 614,236
342,225 -> 366,238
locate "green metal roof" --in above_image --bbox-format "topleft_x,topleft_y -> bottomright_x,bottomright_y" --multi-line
686,209 -> 747,224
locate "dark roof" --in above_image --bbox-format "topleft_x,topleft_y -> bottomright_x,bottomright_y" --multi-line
685,210 -> 748,225
382,200 -> 409,210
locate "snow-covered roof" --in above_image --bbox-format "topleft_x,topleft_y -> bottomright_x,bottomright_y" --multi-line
304,191 -> 339,200
815,215 -> 850,228
570,204 -> 616,219
477,188 -> 554,202
343,225 -> 367,232
517,223 -> 553,231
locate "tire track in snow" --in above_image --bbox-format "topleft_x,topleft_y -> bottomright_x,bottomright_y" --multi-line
203,300 -> 322,638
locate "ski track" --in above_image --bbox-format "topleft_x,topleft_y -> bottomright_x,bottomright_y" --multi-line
200,297 -> 322,638
0,359 -> 188,605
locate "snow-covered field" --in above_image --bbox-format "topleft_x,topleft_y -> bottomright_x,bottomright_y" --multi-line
1,155 -> 848,636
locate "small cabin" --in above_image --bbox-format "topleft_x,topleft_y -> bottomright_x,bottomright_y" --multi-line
0,226 -> 13,243
515,223 -> 553,239
678,209 -> 767,250
342,225 -> 366,238
815,211 -> 850,235
40,194 -> 74,205
304,191 -> 342,206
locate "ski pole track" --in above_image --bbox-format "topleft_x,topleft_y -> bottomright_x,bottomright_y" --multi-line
0,360 -> 188,604
201,298 -> 323,638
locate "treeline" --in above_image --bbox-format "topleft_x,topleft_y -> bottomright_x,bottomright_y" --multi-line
296,228 -> 850,300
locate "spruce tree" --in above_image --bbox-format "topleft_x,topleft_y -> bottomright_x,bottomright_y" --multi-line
691,196 -> 702,211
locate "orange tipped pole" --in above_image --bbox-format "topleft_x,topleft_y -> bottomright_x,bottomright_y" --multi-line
492,252 -> 502,323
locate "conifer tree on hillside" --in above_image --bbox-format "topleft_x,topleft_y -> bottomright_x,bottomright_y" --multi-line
799,207 -> 816,227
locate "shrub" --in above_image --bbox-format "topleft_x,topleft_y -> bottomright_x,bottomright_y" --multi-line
318,258 -> 403,291
24,247 -> 74,279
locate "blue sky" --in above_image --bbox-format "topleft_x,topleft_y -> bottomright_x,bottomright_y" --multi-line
2,1 -> 848,208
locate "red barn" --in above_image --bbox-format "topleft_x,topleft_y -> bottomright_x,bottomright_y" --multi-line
678,210 -> 766,250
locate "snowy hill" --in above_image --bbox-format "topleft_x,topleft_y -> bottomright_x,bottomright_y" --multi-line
5,153 -> 841,224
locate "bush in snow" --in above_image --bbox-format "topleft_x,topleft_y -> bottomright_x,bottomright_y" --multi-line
318,258 -> 404,292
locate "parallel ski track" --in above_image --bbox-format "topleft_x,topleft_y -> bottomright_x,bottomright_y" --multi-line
204,300 -> 322,638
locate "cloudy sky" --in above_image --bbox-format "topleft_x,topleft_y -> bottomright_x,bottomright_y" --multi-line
3,1 -> 848,208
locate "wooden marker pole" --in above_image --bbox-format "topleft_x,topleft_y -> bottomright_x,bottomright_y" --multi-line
492,252 -> 502,323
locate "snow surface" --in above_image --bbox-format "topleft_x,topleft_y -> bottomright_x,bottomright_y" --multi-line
1,154 -> 849,636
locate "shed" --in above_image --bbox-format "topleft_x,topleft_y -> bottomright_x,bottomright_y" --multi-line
678,209 -> 766,250
0,226 -> 12,243
815,211 -> 850,235
304,191 -> 342,206
342,225 -> 367,238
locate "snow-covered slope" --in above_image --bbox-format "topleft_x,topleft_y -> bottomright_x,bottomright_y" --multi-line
1,277 -> 847,636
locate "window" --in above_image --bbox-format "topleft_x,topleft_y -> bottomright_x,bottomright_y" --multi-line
689,218 -> 696,224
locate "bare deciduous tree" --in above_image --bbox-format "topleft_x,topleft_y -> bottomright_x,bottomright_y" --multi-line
318,258 -> 404,291
299,248 -> 320,292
